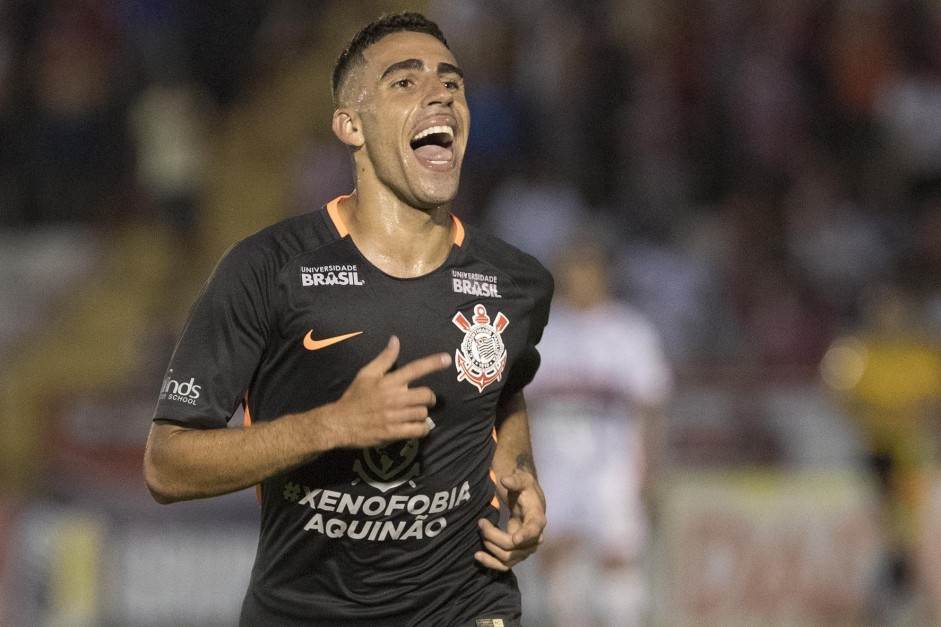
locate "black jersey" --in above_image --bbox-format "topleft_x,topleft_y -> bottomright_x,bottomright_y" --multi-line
153,197 -> 553,626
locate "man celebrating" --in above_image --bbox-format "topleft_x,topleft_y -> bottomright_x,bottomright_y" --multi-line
144,12 -> 553,627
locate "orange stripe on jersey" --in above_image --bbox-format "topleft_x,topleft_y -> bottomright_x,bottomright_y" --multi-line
489,468 -> 501,509
243,396 -> 252,427
451,214 -> 465,247
326,195 -> 351,237
243,394 -> 262,504
488,426 -> 500,508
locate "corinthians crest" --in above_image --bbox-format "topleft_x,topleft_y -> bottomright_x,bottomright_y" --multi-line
452,304 -> 509,392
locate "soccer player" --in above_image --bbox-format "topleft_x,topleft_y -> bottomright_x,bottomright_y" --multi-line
522,229 -> 673,626
143,11 -> 553,627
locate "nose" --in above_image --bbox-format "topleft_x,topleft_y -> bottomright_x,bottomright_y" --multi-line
423,77 -> 453,107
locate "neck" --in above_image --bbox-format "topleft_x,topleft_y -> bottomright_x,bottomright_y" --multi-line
337,191 -> 455,278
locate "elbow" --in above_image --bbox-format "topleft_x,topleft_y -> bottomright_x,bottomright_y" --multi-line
146,481 -> 178,505
143,456 -> 179,504
143,440 -> 185,504
147,486 -> 177,506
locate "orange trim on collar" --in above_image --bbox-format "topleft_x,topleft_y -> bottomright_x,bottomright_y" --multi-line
450,214 -> 465,247
326,195 -> 351,237
326,195 -> 465,246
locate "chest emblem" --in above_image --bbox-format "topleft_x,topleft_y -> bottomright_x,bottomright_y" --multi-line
353,439 -> 422,493
452,304 -> 509,392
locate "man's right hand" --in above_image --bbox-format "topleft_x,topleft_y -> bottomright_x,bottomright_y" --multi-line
145,336 -> 450,503
329,335 -> 450,448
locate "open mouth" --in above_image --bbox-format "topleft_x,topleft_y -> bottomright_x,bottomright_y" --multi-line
410,125 -> 455,170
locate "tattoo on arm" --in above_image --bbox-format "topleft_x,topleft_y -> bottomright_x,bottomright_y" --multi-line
516,452 -> 536,476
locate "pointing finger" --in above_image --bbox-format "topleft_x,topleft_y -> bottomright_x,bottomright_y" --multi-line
387,351 -> 452,385
360,336 -> 400,376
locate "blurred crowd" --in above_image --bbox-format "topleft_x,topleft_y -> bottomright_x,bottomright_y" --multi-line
0,0 -> 936,428
1,0 -> 941,624
460,0 -> 941,375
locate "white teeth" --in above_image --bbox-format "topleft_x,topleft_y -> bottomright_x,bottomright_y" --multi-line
411,125 -> 454,142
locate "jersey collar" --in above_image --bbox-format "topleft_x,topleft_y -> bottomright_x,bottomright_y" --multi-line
326,195 -> 465,247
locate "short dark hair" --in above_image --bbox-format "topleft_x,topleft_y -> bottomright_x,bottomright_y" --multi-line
332,12 -> 450,104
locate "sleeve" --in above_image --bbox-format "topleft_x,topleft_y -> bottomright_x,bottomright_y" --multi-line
501,263 -> 554,400
153,238 -> 274,429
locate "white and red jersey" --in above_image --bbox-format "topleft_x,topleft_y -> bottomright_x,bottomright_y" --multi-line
526,301 -> 673,557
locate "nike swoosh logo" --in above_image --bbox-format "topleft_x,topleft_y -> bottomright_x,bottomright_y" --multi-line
303,329 -> 363,351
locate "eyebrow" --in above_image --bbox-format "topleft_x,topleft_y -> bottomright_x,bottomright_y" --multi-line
379,59 -> 465,82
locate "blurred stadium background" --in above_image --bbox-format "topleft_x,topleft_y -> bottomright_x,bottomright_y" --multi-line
0,0 -> 940,625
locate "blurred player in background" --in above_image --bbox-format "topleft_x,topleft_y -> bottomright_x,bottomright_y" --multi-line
521,226 -> 674,626
821,279 -> 941,621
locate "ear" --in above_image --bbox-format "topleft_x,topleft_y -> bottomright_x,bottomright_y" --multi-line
332,108 -> 364,148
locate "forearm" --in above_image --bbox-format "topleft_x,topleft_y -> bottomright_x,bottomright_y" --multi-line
144,405 -> 343,503
492,391 -> 537,494
476,390 -> 546,570
145,338 -> 448,504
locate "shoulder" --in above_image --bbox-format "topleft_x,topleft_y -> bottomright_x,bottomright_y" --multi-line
216,209 -> 339,277
234,211 -> 336,261
462,223 -> 554,301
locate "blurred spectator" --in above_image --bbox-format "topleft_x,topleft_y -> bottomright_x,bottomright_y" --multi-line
520,225 -> 674,627
506,1 -> 591,184
907,195 -> 941,343
16,0 -> 136,225
821,0 -> 898,160
783,156 -> 897,321
0,4 -> 20,225
431,2 -> 530,218
128,79 -> 212,233
114,0 -> 190,83
186,0 -> 264,107
291,138 -> 355,215
739,265 -> 836,374
615,211 -> 736,367
483,160 -> 585,266
616,41 -> 691,232
723,2 -> 810,179
874,44 -> 941,200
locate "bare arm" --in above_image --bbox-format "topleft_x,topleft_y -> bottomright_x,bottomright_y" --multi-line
638,403 -> 668,522
490,390 -> 539,494
144,409 -> 340,504
475,390 -> 546,571
144,336 -> 450,503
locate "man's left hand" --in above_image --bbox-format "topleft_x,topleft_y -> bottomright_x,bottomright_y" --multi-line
475,469 -> 546,571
